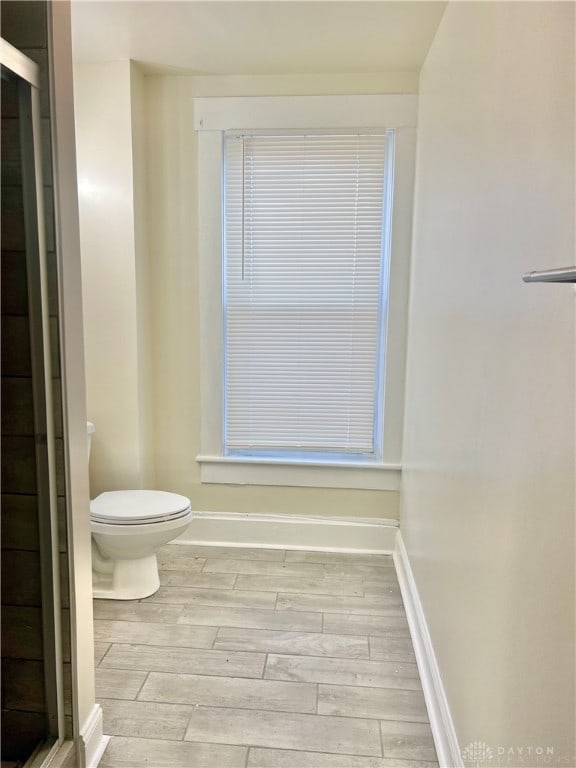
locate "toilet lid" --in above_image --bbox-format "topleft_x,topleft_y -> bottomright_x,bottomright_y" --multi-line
90,490 -> 192,525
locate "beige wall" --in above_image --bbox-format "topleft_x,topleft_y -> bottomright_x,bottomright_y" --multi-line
75,61 -> 140,493
75,61 -> 152,496
402,1 -> 575,761
131,61 -> 156,489
76,71 -> 416,516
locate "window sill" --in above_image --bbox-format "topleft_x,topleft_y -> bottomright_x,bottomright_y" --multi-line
196,455 -> 401,491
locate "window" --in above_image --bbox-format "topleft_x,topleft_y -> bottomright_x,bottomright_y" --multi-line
196,96 -> 416,490
223,132 -> 392,461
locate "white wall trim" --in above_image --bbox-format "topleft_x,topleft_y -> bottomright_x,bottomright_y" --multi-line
79,704 -> 109,768
394,532 -> 463,768
194,94 -> 418,130
197,455 -> 401,491
197,95 -> 416,474
176,511 -> 399,553
48,0 -> 99,756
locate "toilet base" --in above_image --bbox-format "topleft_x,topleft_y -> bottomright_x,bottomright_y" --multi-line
92,553 -> 160,600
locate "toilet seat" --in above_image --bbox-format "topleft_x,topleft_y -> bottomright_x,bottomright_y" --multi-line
90,490 -> 191,525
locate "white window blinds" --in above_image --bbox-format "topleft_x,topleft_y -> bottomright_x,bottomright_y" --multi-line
223,132 -> 391,456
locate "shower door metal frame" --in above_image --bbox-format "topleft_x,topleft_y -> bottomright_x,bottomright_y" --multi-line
1,36 -> 65,760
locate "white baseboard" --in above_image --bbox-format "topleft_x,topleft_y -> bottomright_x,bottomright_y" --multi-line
394,532 -> 463,768
79,704 -> 110,768
176,511 -> 399,553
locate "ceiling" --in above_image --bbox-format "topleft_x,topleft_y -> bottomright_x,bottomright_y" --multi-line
71,1 -> 447,76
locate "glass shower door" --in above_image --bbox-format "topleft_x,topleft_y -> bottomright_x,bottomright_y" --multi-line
1,39 -> 64,765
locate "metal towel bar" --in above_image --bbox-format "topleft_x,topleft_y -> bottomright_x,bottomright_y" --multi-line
522,267 -> 576,283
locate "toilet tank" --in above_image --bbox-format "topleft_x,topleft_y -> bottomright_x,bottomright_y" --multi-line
87,421 -> 95,460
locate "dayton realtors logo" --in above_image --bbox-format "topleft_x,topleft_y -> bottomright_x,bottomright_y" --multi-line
463,741 -> 559,766
462,741 -> 494,766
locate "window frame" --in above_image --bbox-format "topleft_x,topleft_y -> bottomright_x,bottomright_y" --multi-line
195,95 -> 417,491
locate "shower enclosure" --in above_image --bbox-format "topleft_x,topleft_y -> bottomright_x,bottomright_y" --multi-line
1,38 -> 65,765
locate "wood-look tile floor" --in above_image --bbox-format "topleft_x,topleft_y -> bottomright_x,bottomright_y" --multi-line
96,545 -> 438,768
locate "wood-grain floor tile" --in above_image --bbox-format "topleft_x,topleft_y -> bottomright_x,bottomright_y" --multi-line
178,605 -> 322,632
159,571 -> 237,589
285,552 -> 394,567
318,684 -> 429,722
94,619 -> 217,649
156,548 -> 206,572
248,748 -> 438,767
215,627 -> 369,658
95,668 -> 147,700
164,544 -> 285,561
99,699 -> 192,740
99,736 -> 247,768
139,671 -> 317,713
93,545 -> 431,767
265,654 -> 421,690
204,559 -> 325,578
323,564 -> 399,580
184,706 -> 382,756
323,614 -> 410,637
100,643 -> 266,678
369,636 -> 417,663
236,574 -> 363,596
380,720 -> 438,762
94,641 -> 111,666
93,600 -> 183,624
277,593 -> 404,616
142,586 -> 277,609
363,581 -> 402,598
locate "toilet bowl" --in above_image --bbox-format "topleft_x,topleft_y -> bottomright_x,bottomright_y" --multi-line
88,423 -> 193,599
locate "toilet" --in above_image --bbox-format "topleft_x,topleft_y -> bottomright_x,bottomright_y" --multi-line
88,422 -> 193,600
